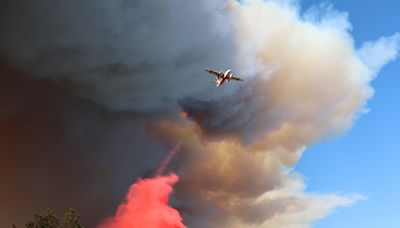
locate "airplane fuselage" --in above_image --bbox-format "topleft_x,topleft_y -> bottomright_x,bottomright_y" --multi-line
217,69 -> 232,87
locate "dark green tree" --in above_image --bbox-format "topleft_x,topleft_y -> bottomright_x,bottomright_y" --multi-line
60,208 -> 84,228
25,210 -> 59,228
14,208 -> 84,228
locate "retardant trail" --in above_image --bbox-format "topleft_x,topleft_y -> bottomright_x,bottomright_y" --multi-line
156,142 -> 181,176
99,144 -> 185,228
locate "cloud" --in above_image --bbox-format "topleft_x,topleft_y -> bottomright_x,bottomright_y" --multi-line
150,121 -> 361,227
0,65 -> 169,226
358,33 -> 400,74
0,0 -> 237,112
157,1 -> 399,227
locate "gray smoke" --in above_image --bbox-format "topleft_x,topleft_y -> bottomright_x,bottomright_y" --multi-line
0,0 -> 237,112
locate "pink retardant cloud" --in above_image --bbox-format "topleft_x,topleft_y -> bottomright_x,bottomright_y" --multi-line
99,173 -> 186,228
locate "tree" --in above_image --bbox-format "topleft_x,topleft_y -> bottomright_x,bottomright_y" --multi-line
15,208 -> 84,228
25,210 -> 59,228
60,208 -> 84,228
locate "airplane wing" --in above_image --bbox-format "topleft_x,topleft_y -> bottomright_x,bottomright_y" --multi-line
205,69 -> 222,78
231,75 -> 244,81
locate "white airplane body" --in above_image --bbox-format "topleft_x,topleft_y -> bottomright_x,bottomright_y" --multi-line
204,68 -> 244,87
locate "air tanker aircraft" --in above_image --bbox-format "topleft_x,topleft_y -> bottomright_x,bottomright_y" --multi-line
204,68 -> 244,87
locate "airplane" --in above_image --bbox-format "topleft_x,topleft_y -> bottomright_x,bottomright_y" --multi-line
204,68 -> 244,87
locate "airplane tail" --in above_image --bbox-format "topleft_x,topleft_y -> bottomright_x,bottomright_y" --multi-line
213,80 -> 221,87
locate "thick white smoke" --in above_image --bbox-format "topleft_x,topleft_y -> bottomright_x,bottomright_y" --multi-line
156,1 -> 399,227
0,0 -> 399,227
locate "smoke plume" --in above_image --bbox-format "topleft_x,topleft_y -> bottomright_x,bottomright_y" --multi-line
0,0 -> 399,227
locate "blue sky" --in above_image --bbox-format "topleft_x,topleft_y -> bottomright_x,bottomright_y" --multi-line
296,0 -> 400,227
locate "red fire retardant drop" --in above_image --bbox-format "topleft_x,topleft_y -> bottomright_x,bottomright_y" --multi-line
99,173 -> 186,228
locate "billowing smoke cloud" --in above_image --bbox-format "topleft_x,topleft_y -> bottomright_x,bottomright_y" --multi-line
0,0 -> 237,112
162,2 -> 399,227
99,173 -> 185,228
0,65 -> 168,226
151,122 -> 364,227
0,0 -> 399,228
